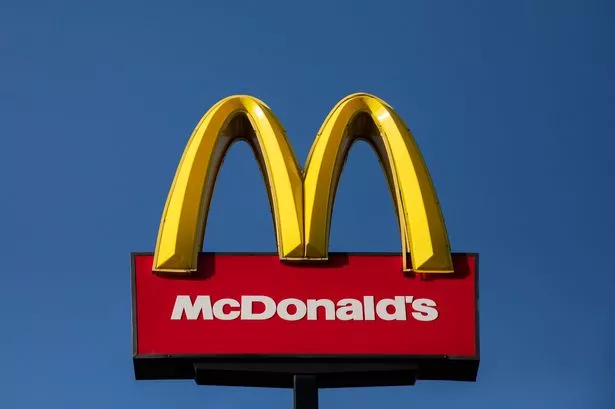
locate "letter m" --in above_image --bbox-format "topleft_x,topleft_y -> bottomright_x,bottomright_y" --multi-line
170,295 -> 213,320
153,93 -> 453,274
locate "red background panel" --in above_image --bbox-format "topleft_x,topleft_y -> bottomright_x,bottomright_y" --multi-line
133,253 -> 477,357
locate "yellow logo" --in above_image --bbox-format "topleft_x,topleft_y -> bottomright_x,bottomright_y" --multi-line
153,93 -> 453,274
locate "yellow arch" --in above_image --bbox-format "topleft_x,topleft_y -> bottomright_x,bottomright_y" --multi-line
153,96 -> 304,273
303,93 -> 452,273
153,93 -> 453,274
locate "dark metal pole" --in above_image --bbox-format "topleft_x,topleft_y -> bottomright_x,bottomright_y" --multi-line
293,375 -> 318,409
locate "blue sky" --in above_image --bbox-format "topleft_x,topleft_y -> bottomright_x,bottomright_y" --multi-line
1,0 -> 614,407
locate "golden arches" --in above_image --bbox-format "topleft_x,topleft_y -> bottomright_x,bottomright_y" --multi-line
153,93 -> 453,274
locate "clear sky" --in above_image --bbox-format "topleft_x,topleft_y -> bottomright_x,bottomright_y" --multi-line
1,0 -> 614,408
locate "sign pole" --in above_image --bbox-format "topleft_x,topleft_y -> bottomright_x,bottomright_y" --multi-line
294,375 -> 318,409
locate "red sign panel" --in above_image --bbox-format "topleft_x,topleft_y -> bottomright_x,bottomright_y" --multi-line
133,253 -> 478,372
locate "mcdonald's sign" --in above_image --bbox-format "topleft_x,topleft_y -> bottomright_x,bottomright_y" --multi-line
132,93 -> 479,387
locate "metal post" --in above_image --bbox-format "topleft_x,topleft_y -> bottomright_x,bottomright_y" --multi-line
293,375 -> 318,409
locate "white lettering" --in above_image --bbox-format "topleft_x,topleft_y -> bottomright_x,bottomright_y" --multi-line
363,296 -> 375,320
170,295 -> 440,322
277,298 -> 307,321
412,298 -> 439,322
241,296 -> 276,320
336,298 -> 364,320
171,295 -> 213,320
212,298 -> 240,320
376,296 -> 407,321
307,299 -> 336,320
